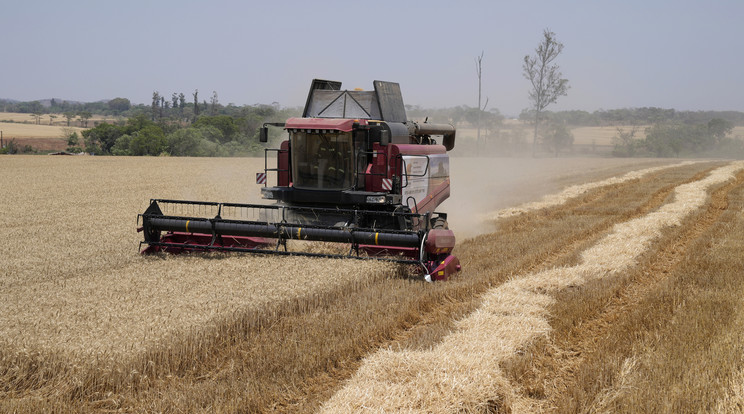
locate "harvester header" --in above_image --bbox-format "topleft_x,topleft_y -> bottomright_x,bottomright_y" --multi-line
138,79 -> 461,281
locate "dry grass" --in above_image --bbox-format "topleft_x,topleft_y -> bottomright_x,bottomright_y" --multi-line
321,162 -> 743,413
0,122 -> 86,139
733,126 -> 744,138
0,111 -> 113,124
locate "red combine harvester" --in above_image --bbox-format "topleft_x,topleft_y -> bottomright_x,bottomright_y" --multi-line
138,79 -> 461,281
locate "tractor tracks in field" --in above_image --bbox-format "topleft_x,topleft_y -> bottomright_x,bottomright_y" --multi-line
253,164 -> 718,413
382,165 -> 718,353
321,162 -> 744,412
317,162 -> 728,412
503,166 -> 744,413
527,166 -> 717,272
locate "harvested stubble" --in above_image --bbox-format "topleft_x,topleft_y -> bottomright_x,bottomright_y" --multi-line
716,365 -> 744,413
484,161 -> 697,222
0,156 -> 395,397
560,171 -> 744,413
321,161 -> 744,413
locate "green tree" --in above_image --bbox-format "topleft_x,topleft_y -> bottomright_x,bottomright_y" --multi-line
108,97 -> 131,114
63,112 -> 75,127
65,130 -> 79,147
129,125 -> 166,155
125,113 -> 155,132
78,111 -> 92,127
167,129 -> 204,156
66,130 -> 83,153
644,124 -> 685,157
612,126 -> 639,157
82,122 -> 123,154
708,118 -> 733,142
196,125 -> 225,144
542,122 -> 574,156
151,91 -> 161,121
193,89 -> 200,121
193,115 -> 238,143
111,134 -> 133,155
523,29 -> 569,156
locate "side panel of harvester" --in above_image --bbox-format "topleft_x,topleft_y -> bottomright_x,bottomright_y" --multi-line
388,144 -> 450,217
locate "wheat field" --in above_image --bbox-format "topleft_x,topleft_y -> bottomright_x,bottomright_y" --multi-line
1,157 -> 397,358
0,122 -> 85,139
0,111 -> 113,124
3,155 -> 744,412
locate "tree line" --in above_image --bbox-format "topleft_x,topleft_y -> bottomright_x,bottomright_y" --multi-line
69,95 -> 297,156
521,107 -> 744,128
2,93 -> 744,158
611,118 -> 739,158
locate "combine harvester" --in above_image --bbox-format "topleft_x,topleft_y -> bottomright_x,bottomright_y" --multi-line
138,79 -> 461,281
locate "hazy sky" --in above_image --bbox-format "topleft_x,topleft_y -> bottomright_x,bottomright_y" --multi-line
2,0 -> 742,117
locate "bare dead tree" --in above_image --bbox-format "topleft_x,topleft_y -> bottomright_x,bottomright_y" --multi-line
523,29 -> 569,156
475,51 -> 489,151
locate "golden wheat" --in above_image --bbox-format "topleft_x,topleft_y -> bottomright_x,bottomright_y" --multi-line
0,156 -> 393,363
0,122 -> 86,138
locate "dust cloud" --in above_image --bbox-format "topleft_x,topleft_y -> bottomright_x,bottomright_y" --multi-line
186,156 -> 677,243
440,157 -> 677,240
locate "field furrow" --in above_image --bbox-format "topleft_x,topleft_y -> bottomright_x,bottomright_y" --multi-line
320,162 -> 743,413
504,168 -> 744,412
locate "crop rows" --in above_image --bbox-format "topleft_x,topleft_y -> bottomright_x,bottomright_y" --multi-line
2,156 -> 741,412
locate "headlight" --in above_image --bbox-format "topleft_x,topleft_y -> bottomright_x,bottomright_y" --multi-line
366,195 -> 386,204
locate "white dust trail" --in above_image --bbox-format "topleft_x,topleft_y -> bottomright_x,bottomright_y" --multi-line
321,161 -> 744,413
484,161 -> 697,221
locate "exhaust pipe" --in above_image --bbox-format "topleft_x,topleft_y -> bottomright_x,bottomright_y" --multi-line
408,121 -> 456,151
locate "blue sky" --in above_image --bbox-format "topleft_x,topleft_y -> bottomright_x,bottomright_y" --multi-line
2,0 -> 742,116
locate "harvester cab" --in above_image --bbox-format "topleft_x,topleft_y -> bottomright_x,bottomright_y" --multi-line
138,79 -> 461,281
